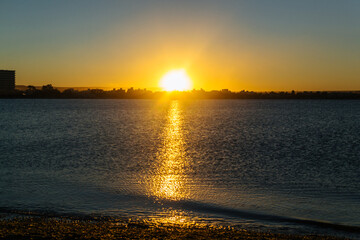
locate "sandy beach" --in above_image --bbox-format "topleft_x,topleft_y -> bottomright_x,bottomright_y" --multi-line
0,216 -> 348,240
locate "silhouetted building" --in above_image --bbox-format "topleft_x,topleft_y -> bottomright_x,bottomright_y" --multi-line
0,70 -> 15,92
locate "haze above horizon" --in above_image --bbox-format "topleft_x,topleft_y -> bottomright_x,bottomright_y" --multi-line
1,0 -> 360,91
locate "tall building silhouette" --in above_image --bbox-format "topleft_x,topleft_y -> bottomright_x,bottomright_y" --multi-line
0,70 -> 15,92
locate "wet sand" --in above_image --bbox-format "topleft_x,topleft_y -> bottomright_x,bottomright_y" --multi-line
0,217 -> 347,240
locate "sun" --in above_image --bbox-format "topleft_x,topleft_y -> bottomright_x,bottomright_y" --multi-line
159,69 -> 192,91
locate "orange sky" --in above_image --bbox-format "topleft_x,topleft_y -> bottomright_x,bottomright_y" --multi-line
1,1 -> 360,91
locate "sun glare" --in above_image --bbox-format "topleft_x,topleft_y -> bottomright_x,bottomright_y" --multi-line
160,69 -> 192,91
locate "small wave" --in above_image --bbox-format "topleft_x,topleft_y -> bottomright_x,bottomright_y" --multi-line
2,193 -> 360,235
147,197 -> 360,234
163,199 -> 360,234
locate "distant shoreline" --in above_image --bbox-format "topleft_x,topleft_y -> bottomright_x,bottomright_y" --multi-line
0,84 -> 359,99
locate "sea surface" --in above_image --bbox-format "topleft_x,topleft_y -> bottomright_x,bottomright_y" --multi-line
0,99 -> 359,238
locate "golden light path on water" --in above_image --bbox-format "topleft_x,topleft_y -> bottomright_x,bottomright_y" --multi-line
147,100 -> 194,225
152,100 -> 188,200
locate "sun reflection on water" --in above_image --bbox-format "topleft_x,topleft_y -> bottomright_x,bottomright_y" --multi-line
150,100 -> 190,201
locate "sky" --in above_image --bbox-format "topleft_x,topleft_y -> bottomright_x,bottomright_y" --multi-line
1,0 -> 359,91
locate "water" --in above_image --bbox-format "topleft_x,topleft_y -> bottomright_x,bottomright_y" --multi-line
0,99 -> 359,237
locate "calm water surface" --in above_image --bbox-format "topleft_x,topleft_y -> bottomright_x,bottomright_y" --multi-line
0,99 -> 359,236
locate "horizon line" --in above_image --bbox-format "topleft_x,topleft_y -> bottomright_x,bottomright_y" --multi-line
14,85 -> 360,93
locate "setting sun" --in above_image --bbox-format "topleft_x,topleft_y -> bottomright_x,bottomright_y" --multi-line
159,69 -> 192,91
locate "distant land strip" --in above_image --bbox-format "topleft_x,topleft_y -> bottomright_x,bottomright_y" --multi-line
0,84 -> 359,99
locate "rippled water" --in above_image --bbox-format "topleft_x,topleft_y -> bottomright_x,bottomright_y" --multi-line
1,99 -> 359,236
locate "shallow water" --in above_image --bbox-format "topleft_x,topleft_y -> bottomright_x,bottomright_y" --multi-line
0,99 -> 359,237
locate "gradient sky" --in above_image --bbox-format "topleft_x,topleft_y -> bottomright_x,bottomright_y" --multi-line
1,0 -> 359,91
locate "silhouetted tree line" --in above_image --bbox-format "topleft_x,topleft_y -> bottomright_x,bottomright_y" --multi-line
1,84 -> 360,99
